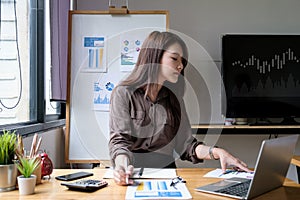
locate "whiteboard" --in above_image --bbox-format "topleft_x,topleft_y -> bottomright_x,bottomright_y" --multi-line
66,11 -> 168,163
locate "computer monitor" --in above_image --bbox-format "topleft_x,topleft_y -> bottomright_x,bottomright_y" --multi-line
221,34 -> 300,124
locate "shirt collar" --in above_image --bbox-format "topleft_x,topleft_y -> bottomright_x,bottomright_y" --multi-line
136,86 -> 170,102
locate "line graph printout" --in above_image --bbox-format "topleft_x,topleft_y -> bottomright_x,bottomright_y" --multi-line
93,74 -> 117,111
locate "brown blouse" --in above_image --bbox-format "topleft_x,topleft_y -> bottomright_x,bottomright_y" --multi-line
109,85 -> 203,167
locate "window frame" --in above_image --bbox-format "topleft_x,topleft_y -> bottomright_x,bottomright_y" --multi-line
0,0 -> 65,136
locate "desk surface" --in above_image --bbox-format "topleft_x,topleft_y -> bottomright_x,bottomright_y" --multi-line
191,124 -> 300,129
1,168 -> 299,200
292,155 -> 300,167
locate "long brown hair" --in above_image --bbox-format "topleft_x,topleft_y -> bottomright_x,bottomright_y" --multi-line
119,31 -> 188,98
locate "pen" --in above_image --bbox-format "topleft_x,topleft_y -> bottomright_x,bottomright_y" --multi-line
138,167 -> 144,177
219,169 -> 236,177
125,159 -> 129,184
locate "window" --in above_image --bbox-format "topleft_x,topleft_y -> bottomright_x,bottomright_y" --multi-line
0,0 -> 64,131
0,0 -> 30,125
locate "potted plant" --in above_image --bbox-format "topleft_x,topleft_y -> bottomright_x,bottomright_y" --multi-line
0,130 -> 18,192
16,156 -> 40,195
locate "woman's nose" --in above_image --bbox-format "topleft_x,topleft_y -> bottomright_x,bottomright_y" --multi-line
177,63 -> 183,71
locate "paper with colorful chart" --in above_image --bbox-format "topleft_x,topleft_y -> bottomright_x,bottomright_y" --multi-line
120,32 -> 144,72
126,180 -> 192,200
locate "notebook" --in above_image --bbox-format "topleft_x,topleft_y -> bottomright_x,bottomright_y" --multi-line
195,135 -> 299,199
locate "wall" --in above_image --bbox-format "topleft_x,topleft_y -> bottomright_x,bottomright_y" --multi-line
77,0 -> 300,60
22,127 -> 68,169
70,0 -> 300,181
76,0 -> 300,124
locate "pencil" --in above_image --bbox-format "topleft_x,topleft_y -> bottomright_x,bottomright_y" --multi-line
35,137 -> 42,156
29,134 -> 38,158
125,159 -> 129,184
219,169 -> 236,177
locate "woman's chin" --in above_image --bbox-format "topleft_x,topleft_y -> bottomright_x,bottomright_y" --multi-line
168,78 -> 178,83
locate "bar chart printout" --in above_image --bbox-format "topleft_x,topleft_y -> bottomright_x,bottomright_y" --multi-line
125,180 -> 192,199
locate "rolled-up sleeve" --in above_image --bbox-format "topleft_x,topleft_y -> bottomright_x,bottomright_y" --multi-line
175,99 -> 204,164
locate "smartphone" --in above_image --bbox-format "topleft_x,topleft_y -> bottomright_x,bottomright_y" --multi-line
55,171 -> 94,181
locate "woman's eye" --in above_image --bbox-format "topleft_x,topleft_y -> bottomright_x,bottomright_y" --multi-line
171,57 -> 178,61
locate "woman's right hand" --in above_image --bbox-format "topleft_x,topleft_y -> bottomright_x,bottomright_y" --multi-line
113,155 -> 134,185
214,147 -> 251,173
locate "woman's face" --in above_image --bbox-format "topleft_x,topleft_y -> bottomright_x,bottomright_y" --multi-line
158,43 -> 184,84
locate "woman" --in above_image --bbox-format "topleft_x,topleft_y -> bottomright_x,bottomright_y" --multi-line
109,31 -> 250,185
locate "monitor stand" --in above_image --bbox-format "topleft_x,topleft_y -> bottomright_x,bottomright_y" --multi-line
280,117 -> 300,125
252,118 -> 272,125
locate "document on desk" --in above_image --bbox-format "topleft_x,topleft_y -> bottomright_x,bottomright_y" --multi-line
103,168 -> 177,179
203,168 -> 254,179
125,179 -> 192,200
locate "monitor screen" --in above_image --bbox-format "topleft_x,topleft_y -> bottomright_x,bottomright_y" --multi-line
222,34 -> 300,122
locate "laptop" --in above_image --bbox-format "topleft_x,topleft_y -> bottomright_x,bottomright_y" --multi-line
195,135 -> 299,199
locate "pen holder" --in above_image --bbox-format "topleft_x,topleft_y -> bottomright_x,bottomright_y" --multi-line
33,163 -> 42,184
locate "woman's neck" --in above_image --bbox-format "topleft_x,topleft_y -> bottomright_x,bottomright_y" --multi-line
144,84 -> 163,102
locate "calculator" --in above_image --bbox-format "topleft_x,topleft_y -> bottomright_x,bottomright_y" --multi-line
61,179 -> 108,191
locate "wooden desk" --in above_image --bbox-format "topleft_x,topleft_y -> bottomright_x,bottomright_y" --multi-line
292,156 -> 300,167
292,155 -> 300,184
1,168 -> 299,200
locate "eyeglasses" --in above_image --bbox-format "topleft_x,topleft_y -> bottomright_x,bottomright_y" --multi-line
170,176 -> 186,188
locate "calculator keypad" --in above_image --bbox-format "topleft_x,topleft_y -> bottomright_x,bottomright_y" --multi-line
61,179 -> 108,191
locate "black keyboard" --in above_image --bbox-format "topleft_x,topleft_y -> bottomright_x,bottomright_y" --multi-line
215,181 -> 250,197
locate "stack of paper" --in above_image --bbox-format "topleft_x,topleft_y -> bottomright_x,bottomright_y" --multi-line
203,168 -> 254,179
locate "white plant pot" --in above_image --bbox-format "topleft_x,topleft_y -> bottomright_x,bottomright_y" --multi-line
17,175 -> 37,195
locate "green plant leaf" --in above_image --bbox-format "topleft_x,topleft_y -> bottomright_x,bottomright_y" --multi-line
0,130 -> 17,165
16,157 -> 40,178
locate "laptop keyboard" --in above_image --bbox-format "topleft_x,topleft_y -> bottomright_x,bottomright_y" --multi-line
215,180 -> 251,197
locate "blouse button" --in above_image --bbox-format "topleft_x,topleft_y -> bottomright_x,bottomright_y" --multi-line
145,143 -> 149,147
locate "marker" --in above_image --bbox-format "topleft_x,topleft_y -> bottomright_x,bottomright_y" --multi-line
138,167 -> 144,177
